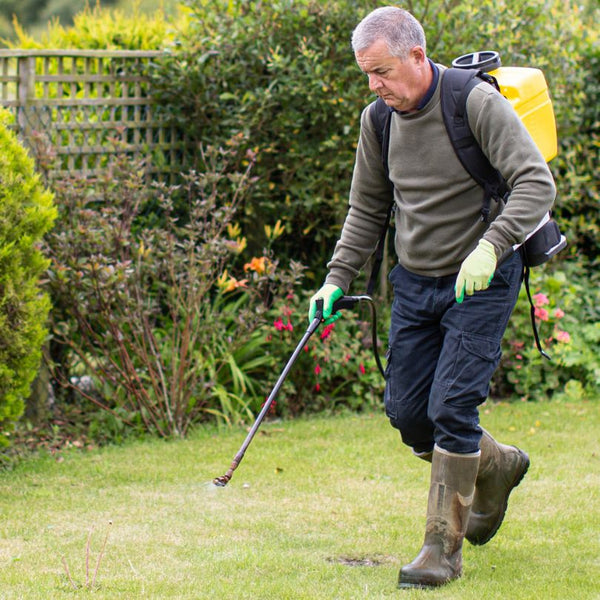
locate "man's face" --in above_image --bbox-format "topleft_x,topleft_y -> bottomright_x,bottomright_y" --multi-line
355,38 -> 431,113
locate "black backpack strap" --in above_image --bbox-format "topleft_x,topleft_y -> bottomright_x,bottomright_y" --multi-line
369,97 -> 394,180
521,260 -> 551,360
367,98 -> 395,296
441,68 -> 511,222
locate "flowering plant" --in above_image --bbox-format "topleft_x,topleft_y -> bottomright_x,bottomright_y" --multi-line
496,263 -> 600,401
261,292 -> 386,416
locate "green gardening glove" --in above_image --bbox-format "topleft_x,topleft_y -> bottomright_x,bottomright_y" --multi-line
455,239 -> 497,303
308,284 -> 344,324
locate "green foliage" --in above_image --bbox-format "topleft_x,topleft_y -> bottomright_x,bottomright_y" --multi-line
0,110 -> 57,443
0,0 -> 184,44
43,138 -> 306,438
550,28 -> 600,265
5,1 -> 184,50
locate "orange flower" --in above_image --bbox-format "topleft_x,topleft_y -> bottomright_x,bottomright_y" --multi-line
217,270 -> 248,293
244,256 -> 269,274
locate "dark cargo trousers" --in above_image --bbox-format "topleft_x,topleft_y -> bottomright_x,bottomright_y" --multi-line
384,252 -> 523,454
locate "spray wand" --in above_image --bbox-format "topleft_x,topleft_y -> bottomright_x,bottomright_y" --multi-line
212,295 -> 383,487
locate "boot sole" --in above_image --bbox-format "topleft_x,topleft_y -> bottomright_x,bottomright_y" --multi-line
468,449 -> 530,546
398,575 -> 457,589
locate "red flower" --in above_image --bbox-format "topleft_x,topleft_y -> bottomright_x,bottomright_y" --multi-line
358,363 -> 366,375
274,317 -> 293,331
320,323 -> 335,340
260,399 -> 277,414
314,364 -> 322,375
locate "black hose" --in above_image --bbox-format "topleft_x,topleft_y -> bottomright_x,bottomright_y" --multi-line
331,295 -> 385,378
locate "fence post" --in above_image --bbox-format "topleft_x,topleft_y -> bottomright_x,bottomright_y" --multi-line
17,56 -> 36,137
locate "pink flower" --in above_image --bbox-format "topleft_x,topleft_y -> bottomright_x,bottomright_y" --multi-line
554,308 -> 565,319
533,293 -> 549,307
315,383 -> 321,392
516,354 -> 523,360
273,317 -> 293,331
314,364 -> 322,375
555,330 -> 571,343
358,363 -> 366,375
320,323 -> 335,340
534,307 -> 549,322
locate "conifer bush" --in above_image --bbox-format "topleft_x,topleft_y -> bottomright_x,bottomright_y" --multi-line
0,110 -> 56,444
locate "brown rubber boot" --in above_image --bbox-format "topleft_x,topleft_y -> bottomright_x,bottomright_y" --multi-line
399,446 -> 480,589
467,429 -> 530,545
412,430 -> 529,545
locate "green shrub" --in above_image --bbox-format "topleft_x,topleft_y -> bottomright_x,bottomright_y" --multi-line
0,109 -> 56,444
551,29 -> 600,266
6,2 -> 185,50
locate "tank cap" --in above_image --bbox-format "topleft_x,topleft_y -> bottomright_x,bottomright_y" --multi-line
452,51 -> 501,72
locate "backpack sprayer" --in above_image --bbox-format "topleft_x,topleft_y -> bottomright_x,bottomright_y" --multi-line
212,295 -> 382,487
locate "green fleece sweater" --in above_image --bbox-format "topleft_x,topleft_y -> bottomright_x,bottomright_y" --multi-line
325,65 -> 556,292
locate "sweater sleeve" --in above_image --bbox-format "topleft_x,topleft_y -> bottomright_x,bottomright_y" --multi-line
466,84 -> 557,257
324,104 -> 395,292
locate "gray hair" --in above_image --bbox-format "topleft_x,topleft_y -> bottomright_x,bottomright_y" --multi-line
351,7 -> 426,60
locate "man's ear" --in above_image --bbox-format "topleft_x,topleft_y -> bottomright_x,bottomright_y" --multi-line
410,46 -> 427,64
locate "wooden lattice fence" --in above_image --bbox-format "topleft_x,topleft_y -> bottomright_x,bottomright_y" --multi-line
0,49 -> 186,181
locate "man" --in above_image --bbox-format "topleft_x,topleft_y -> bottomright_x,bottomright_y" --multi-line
308,6 -> 556,590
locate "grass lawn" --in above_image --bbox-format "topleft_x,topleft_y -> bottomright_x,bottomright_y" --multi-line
0,398 -> 598,599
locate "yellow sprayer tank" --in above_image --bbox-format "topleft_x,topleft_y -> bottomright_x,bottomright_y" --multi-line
452,51 -> 558,162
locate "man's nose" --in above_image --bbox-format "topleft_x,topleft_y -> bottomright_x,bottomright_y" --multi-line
368,73 -> 383,91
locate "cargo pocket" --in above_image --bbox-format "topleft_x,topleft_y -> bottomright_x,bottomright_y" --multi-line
442,332 -> 502,406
